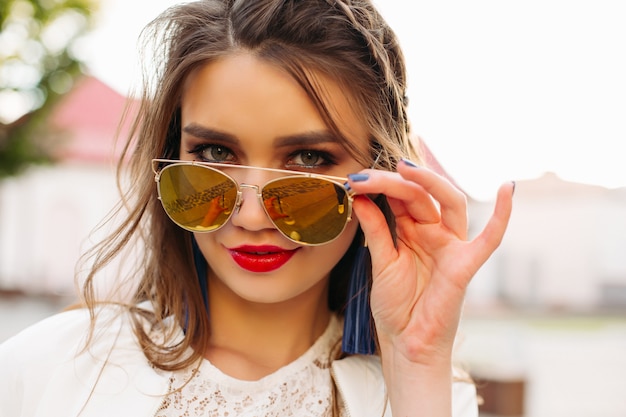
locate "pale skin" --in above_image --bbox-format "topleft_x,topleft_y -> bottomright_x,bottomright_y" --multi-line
180,52 -> 514,416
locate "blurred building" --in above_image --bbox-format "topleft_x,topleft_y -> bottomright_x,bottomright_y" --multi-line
0,76 -> 131,295
467,173 -> 626,312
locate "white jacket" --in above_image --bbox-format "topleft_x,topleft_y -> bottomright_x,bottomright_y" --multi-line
0,306 -> 478,417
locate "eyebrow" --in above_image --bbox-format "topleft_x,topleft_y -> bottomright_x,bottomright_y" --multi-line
275,130 -> 340,147
182,124 -> 238,145
182,123 -> 340,147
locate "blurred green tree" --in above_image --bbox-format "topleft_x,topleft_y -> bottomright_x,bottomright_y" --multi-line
0,0 -> 97,178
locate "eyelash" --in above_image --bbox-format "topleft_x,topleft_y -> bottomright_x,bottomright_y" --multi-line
188,143 -> 236,163
286,149 -> 337,169
187,143 -> 338,170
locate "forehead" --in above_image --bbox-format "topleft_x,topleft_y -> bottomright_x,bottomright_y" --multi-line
181,53 -> 369,151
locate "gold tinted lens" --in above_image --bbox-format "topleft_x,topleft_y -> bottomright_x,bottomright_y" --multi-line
262,177 -> 349,245
158,164 -> 238,232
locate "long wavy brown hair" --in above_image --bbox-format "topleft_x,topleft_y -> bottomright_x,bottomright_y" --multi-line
79,0 -> 420,372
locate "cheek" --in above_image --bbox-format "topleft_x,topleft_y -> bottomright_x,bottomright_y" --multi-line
320,220 -> 359,266
192,232 -> 223,266
288,232 -> 357,301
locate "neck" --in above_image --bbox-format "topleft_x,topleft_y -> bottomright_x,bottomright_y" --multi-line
204,275 -> 332,380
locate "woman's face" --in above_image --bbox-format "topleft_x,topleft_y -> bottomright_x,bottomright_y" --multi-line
179,53 -> 368,309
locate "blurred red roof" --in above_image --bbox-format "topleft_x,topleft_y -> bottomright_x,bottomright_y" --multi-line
49,76 -> 135,164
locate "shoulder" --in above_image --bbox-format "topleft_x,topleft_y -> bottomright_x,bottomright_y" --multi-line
0,304 -> 135,360
0,304 -> 136,390
0,304 -> 170,417
0,307 -> 111,415
331,355 -> 478,417
0,307 -> 96,365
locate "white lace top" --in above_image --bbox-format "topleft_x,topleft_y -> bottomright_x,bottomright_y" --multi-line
155,315 -> 342,417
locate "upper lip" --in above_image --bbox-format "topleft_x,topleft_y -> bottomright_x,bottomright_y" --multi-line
228,244 -> 297,254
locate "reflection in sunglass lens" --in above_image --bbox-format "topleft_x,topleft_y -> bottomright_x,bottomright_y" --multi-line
158,164 -> 237,231
262,177 -> 349,245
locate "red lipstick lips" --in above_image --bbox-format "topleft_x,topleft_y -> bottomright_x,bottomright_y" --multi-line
228,245 -> 297,273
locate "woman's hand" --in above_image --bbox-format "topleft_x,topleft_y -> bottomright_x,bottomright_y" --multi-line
347,159 -> 514,415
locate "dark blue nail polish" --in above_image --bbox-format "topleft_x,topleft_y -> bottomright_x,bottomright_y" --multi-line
401,158 -> 420,168
343,181 -> 352,192
348,173 -> 370,182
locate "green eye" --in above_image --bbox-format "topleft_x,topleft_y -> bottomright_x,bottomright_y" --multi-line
289,150 -> 334,168
200,145 -> 235,162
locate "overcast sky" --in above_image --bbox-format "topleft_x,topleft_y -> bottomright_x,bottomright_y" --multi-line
83,0 -> 626,200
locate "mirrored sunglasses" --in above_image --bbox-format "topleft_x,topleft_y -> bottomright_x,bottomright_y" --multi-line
152,159 -> 354,245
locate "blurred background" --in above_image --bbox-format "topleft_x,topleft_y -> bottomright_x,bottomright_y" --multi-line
1,1 -> 625,416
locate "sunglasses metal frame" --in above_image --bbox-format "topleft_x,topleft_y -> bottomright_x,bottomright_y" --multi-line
151,158 -> 355,245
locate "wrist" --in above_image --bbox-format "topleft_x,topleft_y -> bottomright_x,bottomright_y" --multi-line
380,347 -> 454,417
377,330 -> 454,368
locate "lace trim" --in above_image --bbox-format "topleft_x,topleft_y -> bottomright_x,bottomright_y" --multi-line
154,316 -> 341,417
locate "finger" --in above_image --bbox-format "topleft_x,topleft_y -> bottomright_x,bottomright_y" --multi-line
468,181 -> 515,266
347,170 -> 441,225
351,195 -> 398,266
397,160 -> 468,238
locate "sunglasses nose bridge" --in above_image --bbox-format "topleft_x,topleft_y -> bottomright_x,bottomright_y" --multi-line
235,183 -> 262,212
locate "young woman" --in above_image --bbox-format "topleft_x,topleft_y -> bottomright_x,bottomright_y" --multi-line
0,0 -> 514,416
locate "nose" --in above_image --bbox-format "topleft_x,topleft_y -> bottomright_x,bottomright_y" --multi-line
229,183 -> 276,232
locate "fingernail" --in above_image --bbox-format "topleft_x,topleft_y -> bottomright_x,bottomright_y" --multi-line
401,158 -> 420,168
511,181 -> 516,196
343,181 -> 352,192
348,173 -> 370,182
